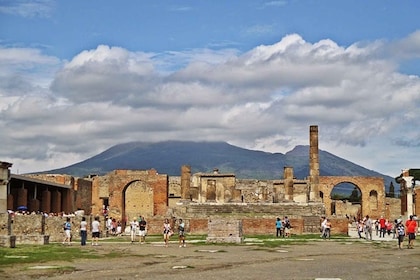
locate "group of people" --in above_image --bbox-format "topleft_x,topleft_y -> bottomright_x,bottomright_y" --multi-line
129,216 -> 148,244
275,216 -> 291,238
163,218 -> 186,247
355,214 -> 418,249
320,216 -> 333,239
106,216 -> 123,236
63,216 -> 100,246
63,215 -> 187,247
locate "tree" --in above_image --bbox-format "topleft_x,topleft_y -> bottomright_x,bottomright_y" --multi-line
388,182 -> 395,198
349,187 -> 361,203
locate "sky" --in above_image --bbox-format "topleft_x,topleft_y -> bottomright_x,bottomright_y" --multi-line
0,0 -> 419,178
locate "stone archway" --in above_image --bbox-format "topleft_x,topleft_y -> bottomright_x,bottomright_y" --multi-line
329,182 -> 362,219
123,180 -> 154,222
318,176 -> 385,219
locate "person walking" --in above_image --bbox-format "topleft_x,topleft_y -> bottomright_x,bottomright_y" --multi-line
364,215 -> 373,241
163,218 -> 172,247
323,218 -> 332,239
62,217 -> 72,245
276,217 -> 283,237
396,219 -> 405,249
379,216 -> 386,238
178,218 -> 186,247
91,216 -> 100,246
130,218 -> 139,243
406,215 -> 418,249
320,216 -> 327,238
138,216 -> 147,244
80,216 -> 88,246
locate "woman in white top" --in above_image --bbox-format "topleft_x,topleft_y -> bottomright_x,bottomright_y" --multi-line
80,216 -> 88,246
163,218 -> 172,247
130,218 -> 139,243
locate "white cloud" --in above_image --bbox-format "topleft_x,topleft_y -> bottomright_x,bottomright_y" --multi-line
1,32 -> 420,176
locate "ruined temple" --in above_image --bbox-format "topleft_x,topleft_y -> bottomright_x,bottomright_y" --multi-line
1,125 -> 410,242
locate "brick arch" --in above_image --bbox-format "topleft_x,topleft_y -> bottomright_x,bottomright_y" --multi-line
92,170 -> 168,224
318,176 -> 385,219
122,180 -> 154,222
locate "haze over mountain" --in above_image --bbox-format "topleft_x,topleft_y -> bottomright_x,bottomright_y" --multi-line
42,141 -> 396,194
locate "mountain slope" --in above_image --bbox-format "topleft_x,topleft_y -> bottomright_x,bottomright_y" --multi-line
43,141 -> 395,191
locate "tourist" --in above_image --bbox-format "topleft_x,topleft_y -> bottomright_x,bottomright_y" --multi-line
320,216 -> 327,238
374,220 -> 379,236
178,218 -> 186,247
386,219 -> 392,236
91,216 -> 100,246
322,218 -> 331,239
80,216 -> 88,246
379,216 -> 386,238
130,217 -> 139,243
106,216 -> 112,237
357,219 -> 364,238
116,220 -> 122,236
276,217 -> 283,237
406,215 -> 418,249
284,216 -> 291,237
364,215 -> 372,241
138,216 -> 147,244
163,218 -> 172,247
396,219 -> 405,249
62,217 -> 72,245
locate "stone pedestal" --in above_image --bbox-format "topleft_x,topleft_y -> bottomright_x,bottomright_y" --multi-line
206,218 -> 243,243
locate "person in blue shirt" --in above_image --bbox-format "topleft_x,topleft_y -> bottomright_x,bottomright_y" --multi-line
63,217 -> 72,245
276,217 -> 283,237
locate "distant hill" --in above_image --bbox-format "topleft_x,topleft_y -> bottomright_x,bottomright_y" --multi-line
42,141 -> 397,193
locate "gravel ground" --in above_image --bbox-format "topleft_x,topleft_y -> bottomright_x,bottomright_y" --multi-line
3,238 -> 419,280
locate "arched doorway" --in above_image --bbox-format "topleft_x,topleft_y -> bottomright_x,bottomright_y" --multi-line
123,180 -> 153,223
330,182 -> 362,220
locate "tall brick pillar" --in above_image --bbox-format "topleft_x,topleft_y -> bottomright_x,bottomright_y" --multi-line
7,194 -> 14,210
309,125 -> 320,201
51,190 -> 62,213
284,167 -> 294,201
17,188 -> 28,208
42,190 -> 51,213
62,188 -> 74,214
181,165 -> 191,200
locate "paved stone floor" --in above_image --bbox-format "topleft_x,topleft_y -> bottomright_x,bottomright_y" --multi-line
2,237 -> 419,280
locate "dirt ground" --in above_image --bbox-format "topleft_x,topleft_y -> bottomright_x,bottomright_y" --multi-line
3,238 -> 420,280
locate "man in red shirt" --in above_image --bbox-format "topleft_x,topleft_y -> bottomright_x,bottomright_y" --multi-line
406,215 -> 418,249
379,216 -> 386,238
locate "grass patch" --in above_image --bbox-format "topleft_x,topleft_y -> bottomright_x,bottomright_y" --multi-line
0,244 -> 110,267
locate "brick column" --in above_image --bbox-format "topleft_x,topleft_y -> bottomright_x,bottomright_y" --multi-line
17,188 -> 28,208
41,190 -> 51,213
181,165 -> 191,200
51,190 -> 62,213
309,125 -> 320,201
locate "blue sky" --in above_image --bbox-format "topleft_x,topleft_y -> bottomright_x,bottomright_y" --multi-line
0,0 -> 419,178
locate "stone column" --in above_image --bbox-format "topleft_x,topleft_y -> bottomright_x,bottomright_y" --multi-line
284,167 -> 294,201
402,175 -> 414,219
0,162 -> 13,212
181,165 -> 191,200
309,125 -> 320,201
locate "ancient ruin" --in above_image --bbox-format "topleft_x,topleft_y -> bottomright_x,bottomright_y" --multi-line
1,125 -> 415,246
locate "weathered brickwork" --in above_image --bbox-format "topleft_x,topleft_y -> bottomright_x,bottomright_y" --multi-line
319,176 -> 385,219
207,219 -> 243,243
